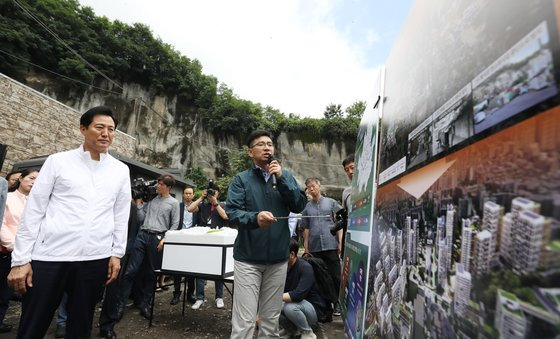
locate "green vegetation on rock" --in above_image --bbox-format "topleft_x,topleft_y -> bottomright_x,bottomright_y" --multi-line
1,0 -> 361,141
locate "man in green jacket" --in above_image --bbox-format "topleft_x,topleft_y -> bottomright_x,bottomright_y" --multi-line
226,130 -> 307,339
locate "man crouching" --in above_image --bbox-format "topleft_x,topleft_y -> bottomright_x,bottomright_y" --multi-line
280,239 -> 326,339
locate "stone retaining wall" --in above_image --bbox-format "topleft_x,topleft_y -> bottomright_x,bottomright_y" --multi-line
0,73 -> 136,175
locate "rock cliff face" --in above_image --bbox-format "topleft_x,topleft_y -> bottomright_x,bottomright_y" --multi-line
23,73 -> 355,198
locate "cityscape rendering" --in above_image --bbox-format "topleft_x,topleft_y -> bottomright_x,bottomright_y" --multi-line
363,108 -> 560,338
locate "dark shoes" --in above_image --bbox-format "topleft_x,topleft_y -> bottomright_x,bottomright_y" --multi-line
99,329 -> 117,339
170,294 -> 181,305
171,293 -> 196,305
116,303 -> 125,322
333,302 -> 341,316
54,324 -> 65,338
140,306 -> 152,320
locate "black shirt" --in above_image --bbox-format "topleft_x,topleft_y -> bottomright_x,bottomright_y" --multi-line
285,258 -> 325,317
196,200 -> 226,228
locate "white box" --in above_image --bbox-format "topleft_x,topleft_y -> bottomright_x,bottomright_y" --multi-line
161,230 -> 236,278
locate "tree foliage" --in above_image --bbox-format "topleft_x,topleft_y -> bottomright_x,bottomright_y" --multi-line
0,0 -> 361,140
184,167 -> 208,190
324,103 -> 343,119
345,100 -> 366,119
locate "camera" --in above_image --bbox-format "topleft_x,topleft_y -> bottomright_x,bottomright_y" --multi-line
207,179 -> 215,197
132,178 -> 158,202
330,208 -> 348,235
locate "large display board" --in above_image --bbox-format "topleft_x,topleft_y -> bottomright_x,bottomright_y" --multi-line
340,68 -> 383,338
361,0 -> 560,338
378,0 -> 560,185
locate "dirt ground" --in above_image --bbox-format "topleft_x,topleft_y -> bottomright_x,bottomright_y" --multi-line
0,278 -> 345,338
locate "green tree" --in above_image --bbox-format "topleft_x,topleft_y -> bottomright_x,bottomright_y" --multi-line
204,84 -> 262,137
345,100 -> 366,119
184,166 -> 207,190
324,103 -> 343,119
226,146 -> 253,175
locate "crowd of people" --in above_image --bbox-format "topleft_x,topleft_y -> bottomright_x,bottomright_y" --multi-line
0,106 -> 355,339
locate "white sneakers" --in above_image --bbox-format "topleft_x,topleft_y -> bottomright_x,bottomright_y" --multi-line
191,300 -> 204,310
300,330 -> 317,339
192,298 -> 224,309
216,298 -> 224,308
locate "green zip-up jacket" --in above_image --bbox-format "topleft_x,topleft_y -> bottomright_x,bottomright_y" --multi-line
226,166 -> 307,264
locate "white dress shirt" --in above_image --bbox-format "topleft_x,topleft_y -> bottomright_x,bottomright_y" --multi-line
183,204 -> 193,229
11,146 -> 131,266
288,212 -> 300,237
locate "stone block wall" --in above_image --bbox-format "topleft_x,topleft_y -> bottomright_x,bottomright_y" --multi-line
0,73 -> 136,176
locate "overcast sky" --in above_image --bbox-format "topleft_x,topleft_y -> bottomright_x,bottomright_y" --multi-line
78,0 -> 412,118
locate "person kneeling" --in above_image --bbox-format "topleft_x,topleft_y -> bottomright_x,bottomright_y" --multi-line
280,239 -> 325,339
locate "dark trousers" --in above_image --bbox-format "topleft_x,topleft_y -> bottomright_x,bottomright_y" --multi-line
17,258 -> 108,339
312,250 -> 341,296
0,253 -> 13,324
119,230 -> 162,308
173,275 -> 194,298
98,254 -> 131,332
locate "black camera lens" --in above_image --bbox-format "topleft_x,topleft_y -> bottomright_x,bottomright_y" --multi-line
207,179 -> 216,197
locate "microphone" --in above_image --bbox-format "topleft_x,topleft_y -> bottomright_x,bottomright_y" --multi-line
268,155 -> 278,189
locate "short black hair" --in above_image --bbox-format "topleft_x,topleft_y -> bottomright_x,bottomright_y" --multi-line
246,130 -> 273,148
80,106 -> 119,129
11,168 -> 39,191
157,174 -> 175,188
5,171 -> 21,181
289,238 -> 299,256
342,154 -> 355,167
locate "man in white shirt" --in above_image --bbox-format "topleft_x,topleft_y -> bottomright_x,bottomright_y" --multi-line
7,106 -> 131,339
170,186 -> 198,306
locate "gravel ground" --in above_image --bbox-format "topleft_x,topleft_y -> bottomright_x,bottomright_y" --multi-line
0,279 -> 344,338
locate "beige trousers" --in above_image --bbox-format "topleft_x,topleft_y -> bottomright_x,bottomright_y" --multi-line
230,259 -> 288,339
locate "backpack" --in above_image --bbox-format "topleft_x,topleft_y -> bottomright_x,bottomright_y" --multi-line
301,255 -> 338,304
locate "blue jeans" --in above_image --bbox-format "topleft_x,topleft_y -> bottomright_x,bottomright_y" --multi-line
56,293 -> 68,326
281,300 -> 317,331
195,279 -> 223,300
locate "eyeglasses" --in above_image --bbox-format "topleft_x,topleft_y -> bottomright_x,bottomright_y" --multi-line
250,141 -> 274,148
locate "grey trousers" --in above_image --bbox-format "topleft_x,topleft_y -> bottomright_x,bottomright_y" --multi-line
230,260 -> 288,339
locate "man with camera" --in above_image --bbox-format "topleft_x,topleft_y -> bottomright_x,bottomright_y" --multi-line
301,178 -> 343,317
98,192 -> 144,339
187,181 -> 228,309
117,174 -> 180,321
